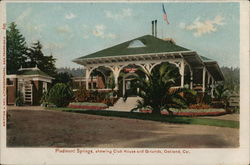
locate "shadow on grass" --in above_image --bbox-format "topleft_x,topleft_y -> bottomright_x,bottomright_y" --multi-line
49,108 -> 239,129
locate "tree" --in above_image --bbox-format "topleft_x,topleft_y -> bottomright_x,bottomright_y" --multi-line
134,62 -> 195,115
7,22 -> 28,74
53,72 -> 73,85
214,83 -> 229,100
26,41 -> 57,77
221,67 -> 239,94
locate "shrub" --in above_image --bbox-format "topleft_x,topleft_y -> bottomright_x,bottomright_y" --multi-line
74,88 -> 118,106
15,91 -> 24,106
74,87 -> 91,102
188,104 -> 211,109
183,90 -> 197,105
40,91 -> 49,106
47,83 -> 74,107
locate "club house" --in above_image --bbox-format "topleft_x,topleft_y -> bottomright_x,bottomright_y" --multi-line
73,33 -> 224,99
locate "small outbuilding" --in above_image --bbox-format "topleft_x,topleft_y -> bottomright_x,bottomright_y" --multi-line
7,66 -> 54,105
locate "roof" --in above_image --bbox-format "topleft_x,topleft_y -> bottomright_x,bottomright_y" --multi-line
74,34 -> 224,81
203,61 -> 224,81
75,35 -> 189,60
17,67 -> 53,79
200,56 -> 213,61
199,56 -> 224,81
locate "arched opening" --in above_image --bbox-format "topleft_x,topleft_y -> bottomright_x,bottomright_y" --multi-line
150,62 -> 181,87
118,64 -> 146,97
89,66 -> 114,90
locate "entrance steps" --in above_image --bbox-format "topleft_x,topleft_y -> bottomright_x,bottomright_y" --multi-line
106,96 -> 142,112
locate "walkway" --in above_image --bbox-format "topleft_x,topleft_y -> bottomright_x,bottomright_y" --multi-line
106,97 -> 142,112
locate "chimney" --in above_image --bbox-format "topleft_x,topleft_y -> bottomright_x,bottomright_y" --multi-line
152,21 -> 154,36
154,20 -> 157,37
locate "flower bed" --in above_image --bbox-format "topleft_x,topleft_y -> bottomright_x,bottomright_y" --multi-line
68,102 -> 108,110
139,108 -> 227,116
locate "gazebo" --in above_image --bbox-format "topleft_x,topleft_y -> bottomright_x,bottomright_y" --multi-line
73,35 -> 224,97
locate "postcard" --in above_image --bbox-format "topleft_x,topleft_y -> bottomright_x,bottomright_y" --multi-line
0,0 -> 249,164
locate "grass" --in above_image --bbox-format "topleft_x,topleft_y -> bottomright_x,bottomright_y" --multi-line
69,102 -> 107,107
47,107 -> 239,129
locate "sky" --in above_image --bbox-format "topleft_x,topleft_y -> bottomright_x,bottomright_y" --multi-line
6,2 -> 240,68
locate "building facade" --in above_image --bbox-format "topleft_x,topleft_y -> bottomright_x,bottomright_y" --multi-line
73,35 -> 224,97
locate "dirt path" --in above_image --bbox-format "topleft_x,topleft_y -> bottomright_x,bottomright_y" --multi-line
7,110 -> 239,148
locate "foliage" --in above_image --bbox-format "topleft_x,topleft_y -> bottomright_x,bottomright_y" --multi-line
26,41 -> 57,77
203,91 -> 212,104
15,91 -> 24,106
7,22 -> 57,77
40,91 -> 49,106
7,22 -> 28,74
214,83 -> 229,100
106,74 -> 115,89
47,83 -> 74,107
74,87 -> 117,106
53,72 -> 73,85
221,67 -> 239,94
134,62 -> 195,115
183,91 -> 197,105
57,67 -> 85,77
188,104 -> 211,109
74,87 -> 91,102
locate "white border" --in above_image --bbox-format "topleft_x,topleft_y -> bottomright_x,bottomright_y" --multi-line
0,1 -> 249,165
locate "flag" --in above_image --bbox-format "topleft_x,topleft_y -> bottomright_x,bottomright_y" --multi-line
162,4 -> 170,24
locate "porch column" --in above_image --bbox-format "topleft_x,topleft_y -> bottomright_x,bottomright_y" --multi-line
202,67 -> 206,92
90,76 -> 94,89
211,78 -> 215,98
208,74 -> 211,85
180,60 -> 185,88
190,69 -> 193,89
122,77 -> 125,96
113,66 -> 120,90
85,68 -> 90,90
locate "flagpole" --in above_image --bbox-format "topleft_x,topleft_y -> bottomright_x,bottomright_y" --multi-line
163,19 -> 165,39
162,6 -> 164,39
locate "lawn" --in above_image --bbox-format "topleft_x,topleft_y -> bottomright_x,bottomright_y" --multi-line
48,107 -> 239,128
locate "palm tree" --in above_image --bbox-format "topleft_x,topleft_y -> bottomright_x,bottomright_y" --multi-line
214,83 -> 229,100
134,62 -> 195,115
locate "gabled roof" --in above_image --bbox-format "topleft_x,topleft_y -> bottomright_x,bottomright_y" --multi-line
75,35 -> 189,60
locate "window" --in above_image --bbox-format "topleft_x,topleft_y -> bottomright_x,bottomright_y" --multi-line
128,40 -> 146,48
